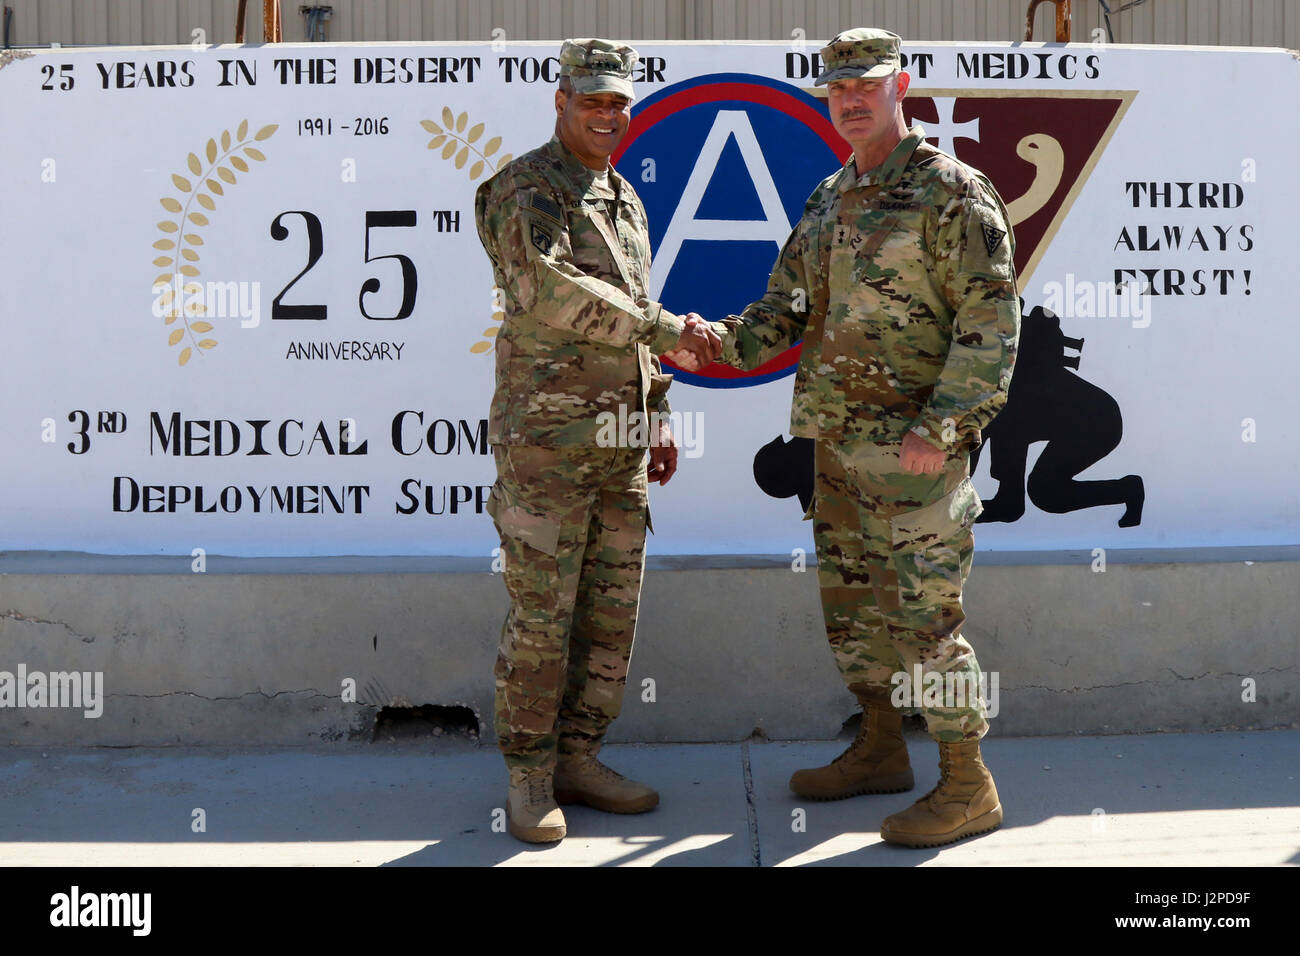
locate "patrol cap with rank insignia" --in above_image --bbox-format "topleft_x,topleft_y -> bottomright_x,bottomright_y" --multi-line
558,37 -> 639,100
815,27 -> 902,85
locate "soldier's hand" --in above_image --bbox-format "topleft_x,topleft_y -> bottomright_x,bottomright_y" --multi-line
662,314 -> 720,370
672,314 -> 721,368
647,422 -> 679,485
900,430 -> 946,475
662,348 -> 701,370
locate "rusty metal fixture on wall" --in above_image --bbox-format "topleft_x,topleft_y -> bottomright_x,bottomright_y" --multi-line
1025,0 -> 1072,42
235,0 -> 283,43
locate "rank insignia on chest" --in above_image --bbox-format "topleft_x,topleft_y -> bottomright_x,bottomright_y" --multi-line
981,222 -> 1006,256
530,222 -> 554,254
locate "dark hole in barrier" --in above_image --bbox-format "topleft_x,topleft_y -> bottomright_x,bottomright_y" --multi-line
372,704 -> 479,742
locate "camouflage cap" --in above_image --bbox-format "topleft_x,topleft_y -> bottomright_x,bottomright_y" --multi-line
558,38 -> 639,100
816,27 -> 902,85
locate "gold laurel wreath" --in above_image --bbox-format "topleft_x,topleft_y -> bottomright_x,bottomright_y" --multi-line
420,107 -> 512,181
153,120 -> 278,365
470,308 -> 506,355
419,108 -> 513,355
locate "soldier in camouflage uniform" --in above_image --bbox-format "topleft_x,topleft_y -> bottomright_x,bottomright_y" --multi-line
474,38 -> 721,844
706,28 -> 1020,848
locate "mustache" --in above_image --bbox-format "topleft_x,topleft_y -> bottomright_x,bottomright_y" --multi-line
839,109 -> 872,120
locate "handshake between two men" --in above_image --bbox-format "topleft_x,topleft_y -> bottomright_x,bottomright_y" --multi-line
659,312 -> 948,477
664,314 -> 724,372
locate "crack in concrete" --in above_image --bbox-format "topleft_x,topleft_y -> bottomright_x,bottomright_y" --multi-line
0,609 -> 143,644
1161,665 -> 1294,681
1014,665 -> 1294,693
741,740 -> 761,868
105,689 -> 337,702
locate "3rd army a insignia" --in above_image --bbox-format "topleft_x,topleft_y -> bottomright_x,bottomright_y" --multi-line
530,222 -> 554,253
981,222 -> 1006,256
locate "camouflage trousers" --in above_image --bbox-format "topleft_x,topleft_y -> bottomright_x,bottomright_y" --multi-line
487,443 -> 649,773
812,437 -> 989,742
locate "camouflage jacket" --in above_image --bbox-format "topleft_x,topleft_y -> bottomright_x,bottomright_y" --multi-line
718,125 -> 1020,453
474,135 -> 684,446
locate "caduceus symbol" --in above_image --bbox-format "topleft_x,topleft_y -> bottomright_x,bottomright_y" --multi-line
918,97 -> 1064,228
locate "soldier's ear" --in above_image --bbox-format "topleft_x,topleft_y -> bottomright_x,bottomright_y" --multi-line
554,88 -> 567,115
895,70 -> 911,100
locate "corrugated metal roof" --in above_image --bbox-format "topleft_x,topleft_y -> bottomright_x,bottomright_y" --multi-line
4,0 -> 1297,49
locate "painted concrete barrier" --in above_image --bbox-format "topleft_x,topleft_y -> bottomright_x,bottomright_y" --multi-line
2,551 -> 1294,745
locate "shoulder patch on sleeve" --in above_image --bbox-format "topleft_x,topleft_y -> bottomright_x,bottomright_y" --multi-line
528,191 -> 564,225
980,221 -> 1007,256
961,197 -> 1015,278
528,219 -> 557,255
515,187 -> 566,259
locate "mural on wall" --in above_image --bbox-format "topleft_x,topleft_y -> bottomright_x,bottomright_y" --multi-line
0,43 -> 1283,555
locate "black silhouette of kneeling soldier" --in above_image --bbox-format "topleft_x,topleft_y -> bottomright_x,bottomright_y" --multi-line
752,300 -> 1145,528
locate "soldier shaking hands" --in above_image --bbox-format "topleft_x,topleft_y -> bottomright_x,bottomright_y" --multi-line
702,28 -> 1021,849
473,37 -> 719,844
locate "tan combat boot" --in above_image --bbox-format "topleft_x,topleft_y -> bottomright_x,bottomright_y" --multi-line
879,739 -> 1002,848
789,687 -> 914,799
506,768 -> 567,843
554,754 -> 659,814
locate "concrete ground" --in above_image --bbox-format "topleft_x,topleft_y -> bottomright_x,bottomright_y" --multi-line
1,729 -> 1297,867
